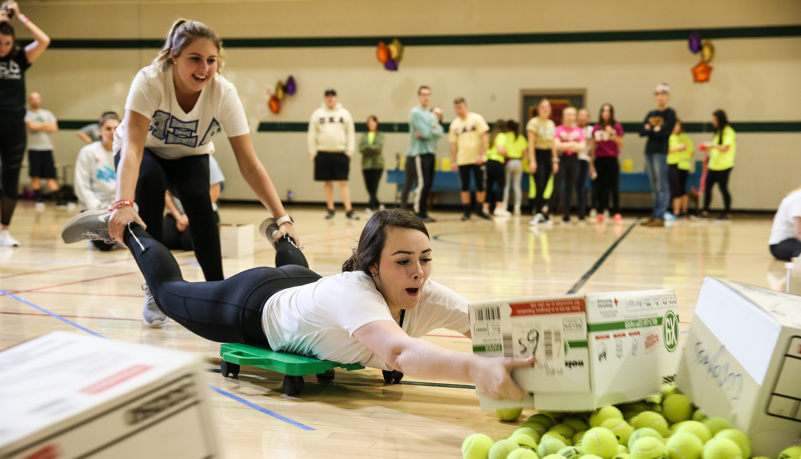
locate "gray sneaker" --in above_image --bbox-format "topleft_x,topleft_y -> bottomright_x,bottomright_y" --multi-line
141,283 -> 167,327
61,209 -> 115,244
258,218 -> 280,248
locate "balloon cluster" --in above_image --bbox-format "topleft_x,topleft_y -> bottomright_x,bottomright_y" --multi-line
376,38 -> 404,71
268,75 -> 297,114
688,32 -> 715,83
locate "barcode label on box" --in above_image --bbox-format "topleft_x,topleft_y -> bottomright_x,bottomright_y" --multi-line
502,334 -> 513,358
474,306 -> 501,322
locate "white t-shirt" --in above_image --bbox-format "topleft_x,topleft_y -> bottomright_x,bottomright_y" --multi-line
262,271 -> 470,370
578,125 -> 593,161
113,64 -> 249,159
769,189 -> 801,245
74,141 -> 116,210
25,108 -> 56,150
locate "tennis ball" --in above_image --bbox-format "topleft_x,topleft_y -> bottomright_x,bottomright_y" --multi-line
691,409 -> 707,422
701,417 -> 734,436
665,432 -> 704,459
714,429 -> 751,459
645,394 -> 663,411
537,437 -> 567,457
591,406 -> 625,428
507,450 -> 539,459
614,454 -> 631,459
498,407 -> 525,422
601,418 -> 634,446
490,438 -> 522,459
702,438 -> 742,459
618,445 -> 630,454
630,437 -> 668,459
779,446 -> 801,459
661,384 -> 679,398
627,428 -> 664,450
632,412 -> 670,437
462,433 -> 494,459
509,434 -> 538,452
527,414 -> 556,429
542,455 -> 564,459
752,456 -> 773,459
551,423 -> 577,438
557,446 -> 583,459
543,430 -> 572,446
563,415 -> 590,434
583,427 -> 619,459
522,421 -> 549,439
583,455 -> 605,459
662,394 -> 693,424
673,421 -> 712,444
573,431 -> 586,447
513,427 -> 541,443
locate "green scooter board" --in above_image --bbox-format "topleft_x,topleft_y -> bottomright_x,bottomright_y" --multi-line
219,343 -> 403,395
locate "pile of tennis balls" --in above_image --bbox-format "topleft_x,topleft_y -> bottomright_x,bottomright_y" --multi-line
462,386 -> 801,459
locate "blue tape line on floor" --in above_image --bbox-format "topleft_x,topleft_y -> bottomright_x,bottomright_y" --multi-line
1,288 -> 106,338
207,385 -> 315,430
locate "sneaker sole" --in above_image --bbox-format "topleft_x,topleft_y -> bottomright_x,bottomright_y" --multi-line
61,210 -> 113,244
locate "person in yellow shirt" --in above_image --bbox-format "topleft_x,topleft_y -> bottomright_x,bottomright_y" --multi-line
502,120 -> 527,215
526,99 -> 558,225
666,119 -> 694,219
483,119 -> 509,217
699,110 -> 736,221
448,97 -> 491,221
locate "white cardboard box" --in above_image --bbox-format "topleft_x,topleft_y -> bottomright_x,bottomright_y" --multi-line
0,332 -> 221,459
677,278 -> 801,457
219,223 -> 254,258
469,289 -> 680,411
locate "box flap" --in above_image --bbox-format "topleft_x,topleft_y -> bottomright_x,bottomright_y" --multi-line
716,279 -> 801,328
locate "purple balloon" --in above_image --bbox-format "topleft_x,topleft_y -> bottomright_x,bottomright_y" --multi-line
384,59 -> 398,71
689,32 -> 702,54
285,76 -> 296,95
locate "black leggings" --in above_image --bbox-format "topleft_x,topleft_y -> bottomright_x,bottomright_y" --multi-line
559,155 -> 580,218
0,114 -> 26,226
594,157 -> 620,214
486,160 -> 505,204
770,238 -> 801,261
668,165 -> 689,201
116,150 -> 223,281
124,223 -> 318,345
704,168 -> 732,214
532,149 -> 552,214
458,164 -> 485,192
362,168 -> 383,209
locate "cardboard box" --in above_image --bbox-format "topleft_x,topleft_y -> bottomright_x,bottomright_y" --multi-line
219,223 -> 254,258
677,278 -> 801,457
0,332 -> 221,459
469,289 -> 680,411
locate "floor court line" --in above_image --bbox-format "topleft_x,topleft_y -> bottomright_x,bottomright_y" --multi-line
566,218 -> 640,294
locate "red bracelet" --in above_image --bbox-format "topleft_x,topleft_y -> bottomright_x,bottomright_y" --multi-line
109,200 -> 135,211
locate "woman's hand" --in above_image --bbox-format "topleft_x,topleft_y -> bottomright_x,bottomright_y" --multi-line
5,1 -> 20,18
552,161 -> 560,175
175,214 -> 189,232
274,222 -> 300,247
529,162 -> 537,174
471,356 -> 535,400
108,206 -> 146,243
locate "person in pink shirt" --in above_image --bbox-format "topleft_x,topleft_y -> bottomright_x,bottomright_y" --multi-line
590,103 -> 625,224
553,107 -> 586,223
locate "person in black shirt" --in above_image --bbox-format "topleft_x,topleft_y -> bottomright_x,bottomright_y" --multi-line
638,83 -> 676,228
0,0 -> 50,246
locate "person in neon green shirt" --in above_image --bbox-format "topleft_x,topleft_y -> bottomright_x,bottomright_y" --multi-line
699,109 -> 736,220
502,120 -> 527,215
484,119 -> 509,216
666,119 -> 694,219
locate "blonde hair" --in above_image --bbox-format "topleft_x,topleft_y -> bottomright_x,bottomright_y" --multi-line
153,19 -> 226,74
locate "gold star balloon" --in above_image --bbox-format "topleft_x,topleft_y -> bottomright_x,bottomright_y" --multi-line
275,80 -> 285,100
388,38 -> 404,62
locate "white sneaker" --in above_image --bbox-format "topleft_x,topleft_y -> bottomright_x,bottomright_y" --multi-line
529,213 -> 545,226
61,209 -> 115,244
493,208 -> 511,217
0,229 -> 20,247
513,206 -> 521,216
589,208 -> 598,219
141,283 -> 167,327
35,201 -> 45,212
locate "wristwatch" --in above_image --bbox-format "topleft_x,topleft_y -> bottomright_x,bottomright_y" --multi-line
276,215 -> 294,226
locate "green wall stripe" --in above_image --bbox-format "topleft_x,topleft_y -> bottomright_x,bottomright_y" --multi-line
36,25 -> 801,50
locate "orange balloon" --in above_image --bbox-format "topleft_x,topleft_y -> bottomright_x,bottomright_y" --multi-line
376,41 -> 390,64
691,59 -> 713,83
269,94 -> 281,113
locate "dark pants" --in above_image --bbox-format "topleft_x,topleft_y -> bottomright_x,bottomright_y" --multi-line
124,223 -> 317,345
116,150 -> 222,281
704,168 -> 733,214
486,160 -> 506,206
401,154 -> 436,216
770,238 -> 801,261
362,168 -> 383,209
0,114 -> 26,226
532,149 -> 553,215
594,157 -> 620,215
559,155 -> 580,220
577,160 -> 589,219
668,165 -> 689,201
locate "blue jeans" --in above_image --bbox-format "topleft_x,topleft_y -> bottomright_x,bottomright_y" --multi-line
645,153 -> 669,219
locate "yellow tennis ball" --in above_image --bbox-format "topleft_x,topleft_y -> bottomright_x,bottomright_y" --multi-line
509,434 -> 538,452
563,415 -> 590,434
498,407 -> 525,422
614,454 -> 631,459
627,428 -> 664,450
522,421 -> 549,439
542,431 -> 572,446
591,406 -> 625,428
490,438 -> 522,459
691,409 -> 706,422
557,446 -> 583,459
537,438 -> 567,457
713,429 -> 750,459
507,450 -> 539,459
666,432 -> 704,459
462,433 -> 494,459
661,384 -> 679,398
542,455 -> 564,459
573,430 -> 587,448
631,437 -> 668,459
551,423 -> 577,438
601,418 -> 634,446
526,414 -> 556,429
583,427 -> 619,459
673,421 -> 712,444
703,438 -> 742,459
662,394 -> 693,424
513,427 -> 542,443
618,445 -> 630,454
779,446 -> 801,459
584,455 -> 605,459
632,412 -> 670,437
701,417 -> 734,437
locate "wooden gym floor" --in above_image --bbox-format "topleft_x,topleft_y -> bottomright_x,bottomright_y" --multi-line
0,202 -> 789,458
